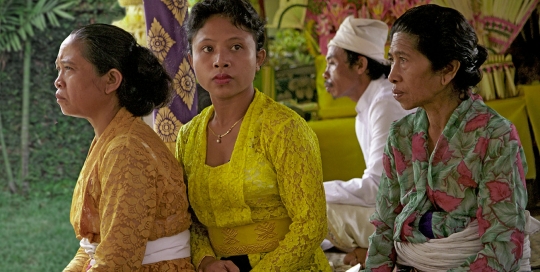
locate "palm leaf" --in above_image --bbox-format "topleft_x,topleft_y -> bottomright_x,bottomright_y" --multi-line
0,0 -> 76,53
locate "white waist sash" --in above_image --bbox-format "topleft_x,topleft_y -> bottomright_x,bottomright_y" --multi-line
395,213 -> 540,272
80,229 -> 190,267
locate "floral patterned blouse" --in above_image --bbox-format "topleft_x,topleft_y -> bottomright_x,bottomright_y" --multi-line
176,91 -> 331,271
64,108 -> 193,272
364,93 -> 528,271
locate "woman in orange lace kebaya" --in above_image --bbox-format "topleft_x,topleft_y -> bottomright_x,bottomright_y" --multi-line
175,1 -> 331,271
54,24 -> 194,272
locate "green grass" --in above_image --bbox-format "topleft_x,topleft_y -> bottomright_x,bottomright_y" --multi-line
0,192 -> 79,271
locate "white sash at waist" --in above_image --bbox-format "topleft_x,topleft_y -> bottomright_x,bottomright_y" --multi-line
80,229 -> 190,267
395,213 -> 540,272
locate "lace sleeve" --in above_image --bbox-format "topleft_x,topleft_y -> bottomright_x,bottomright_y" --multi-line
176,126 -> 216,269
251,118 -> 327,271
63,247 -> 88,272
90,142 -> 159,271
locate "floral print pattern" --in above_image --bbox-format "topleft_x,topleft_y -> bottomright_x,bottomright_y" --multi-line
174,58 -> 196,110
364,93 -> 528,271
161,0 -> 187,25
155,107 -> 183,143
148,18 -> 176,62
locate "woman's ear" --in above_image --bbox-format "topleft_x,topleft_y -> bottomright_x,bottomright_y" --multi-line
441,60 -> 460,86
104,68 -> 123,95
256,49 -> 266,68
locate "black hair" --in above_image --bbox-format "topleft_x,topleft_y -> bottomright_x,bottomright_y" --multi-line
390,4 -> 488,99
185,0 -> 266,54
70,24 -> 173,116
344,49 -> 390,80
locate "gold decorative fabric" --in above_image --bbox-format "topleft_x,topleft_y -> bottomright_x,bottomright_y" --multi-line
64,108 -> 192,271
143,0 -> 197,154
176,91 -> 331,271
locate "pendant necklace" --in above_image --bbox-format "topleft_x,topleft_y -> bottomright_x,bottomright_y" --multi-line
208,116 -> 244,143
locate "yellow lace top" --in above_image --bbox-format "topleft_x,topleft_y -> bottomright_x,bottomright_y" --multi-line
176,91 -> 331,271
64,108 -> 194,272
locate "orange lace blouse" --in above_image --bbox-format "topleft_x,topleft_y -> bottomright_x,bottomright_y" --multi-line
64,108 -> 194,272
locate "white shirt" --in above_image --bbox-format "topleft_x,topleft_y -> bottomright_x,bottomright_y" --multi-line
324,76 -> 414,207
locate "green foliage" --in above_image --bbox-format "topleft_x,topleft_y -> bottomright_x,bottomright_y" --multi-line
268,28 -> 314,70
0,0 -> 76,52
0,0 -> 124,194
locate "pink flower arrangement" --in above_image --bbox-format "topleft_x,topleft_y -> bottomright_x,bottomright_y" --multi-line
307,0 -> 432,55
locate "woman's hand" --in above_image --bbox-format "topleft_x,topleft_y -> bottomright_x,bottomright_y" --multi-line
343,247 -> 367,268
198,256 -> 240,272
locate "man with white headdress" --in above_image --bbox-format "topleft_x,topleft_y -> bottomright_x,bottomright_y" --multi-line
322,16 -> 414,267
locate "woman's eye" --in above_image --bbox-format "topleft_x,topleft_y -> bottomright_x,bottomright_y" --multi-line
202,46 -> 212,53
232,44 -> 241,51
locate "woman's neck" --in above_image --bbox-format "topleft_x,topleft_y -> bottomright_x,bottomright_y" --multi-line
211,87 -> 255,126
423,92 -> 462,152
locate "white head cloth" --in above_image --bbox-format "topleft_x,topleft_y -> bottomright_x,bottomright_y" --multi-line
328,16 -> 389,64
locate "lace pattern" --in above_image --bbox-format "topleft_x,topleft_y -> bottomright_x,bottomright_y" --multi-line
64,108 -> 193,272
176,91 -> 332,271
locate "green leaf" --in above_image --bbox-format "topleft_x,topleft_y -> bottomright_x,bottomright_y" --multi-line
52,8 -> 73,20
46,12 -> 59,27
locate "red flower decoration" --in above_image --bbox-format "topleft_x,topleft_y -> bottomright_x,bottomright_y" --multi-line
486,180 -> 512,202
469,255 -> 497,272
412,132 -> 427,162
372,264 -> 393,272
511,229 -> 525,260
464,113 -> 491,132
457,161 -> 477,188
393,203 -> 404,214
432,136 -> 453,165
392,147 -> 407,176
383,153 -> 393,179
473,136 -> 489,160
476,207 -> 491,236
371,219 -> 385,228
432,190 -> 462,212
400,212 -> 417,240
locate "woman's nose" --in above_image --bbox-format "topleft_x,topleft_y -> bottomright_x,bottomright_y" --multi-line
388,66 -> 399,84
54,76 -> 63,89
213,51 -> 230,68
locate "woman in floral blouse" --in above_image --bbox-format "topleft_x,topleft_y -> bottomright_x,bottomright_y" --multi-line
364,4 -> 539,272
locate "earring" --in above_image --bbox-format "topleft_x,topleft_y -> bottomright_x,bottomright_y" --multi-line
256,66 -> 260,71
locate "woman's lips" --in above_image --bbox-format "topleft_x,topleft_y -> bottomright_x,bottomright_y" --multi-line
213,74 -> 232,84
55,92 -> 65,101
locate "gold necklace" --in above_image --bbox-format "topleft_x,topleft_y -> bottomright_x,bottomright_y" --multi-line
208,117 -> 244,143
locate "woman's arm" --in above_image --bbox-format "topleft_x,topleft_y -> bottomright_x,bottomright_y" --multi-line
63,247 -> 89,272
89,142 -> 159,271
452,124 -> 528,271
175,127 -> 217,270
364,138 -> 403,272
250,118 -> 327,271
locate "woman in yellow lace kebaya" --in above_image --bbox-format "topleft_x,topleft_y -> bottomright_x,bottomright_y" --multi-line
54,24 -> 194,272
175,1 -> 331,271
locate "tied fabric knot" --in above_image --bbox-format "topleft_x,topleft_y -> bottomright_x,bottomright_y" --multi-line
80,238 -> 99,270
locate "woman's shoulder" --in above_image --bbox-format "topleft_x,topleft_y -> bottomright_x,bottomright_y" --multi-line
255,92 -> 306,126
179,106 -> 212,135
